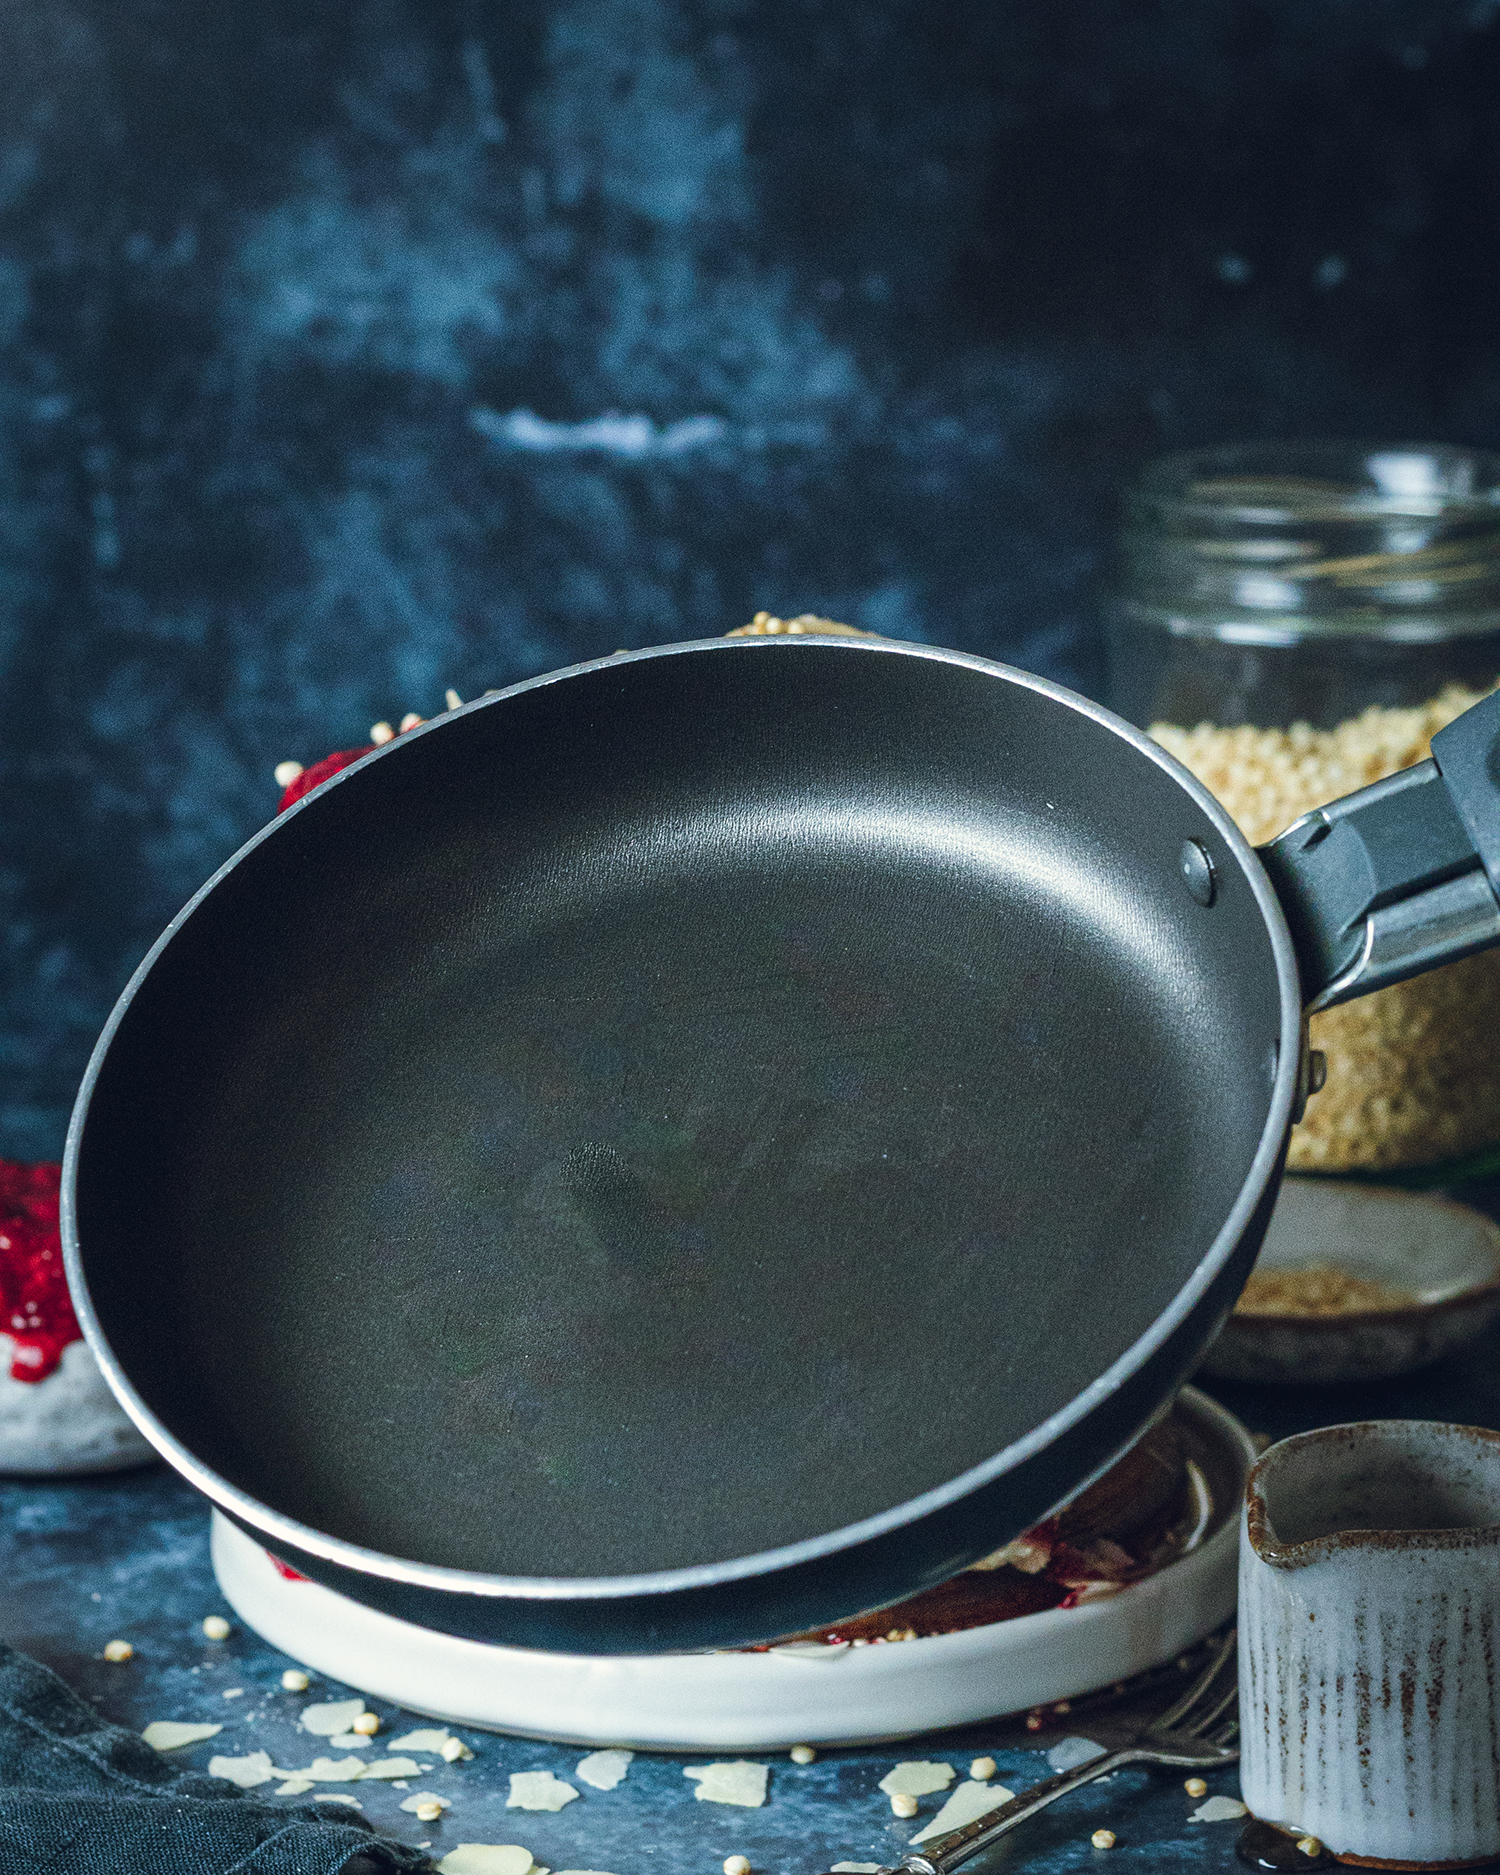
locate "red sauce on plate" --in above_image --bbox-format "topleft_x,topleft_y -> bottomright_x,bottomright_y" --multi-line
761,1414 -> 1206,1645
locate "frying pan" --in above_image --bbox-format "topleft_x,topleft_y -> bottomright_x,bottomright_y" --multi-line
61,637 -> 1500,1653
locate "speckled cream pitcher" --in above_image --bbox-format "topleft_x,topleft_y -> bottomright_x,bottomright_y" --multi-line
1240,1421 -> 1500,1870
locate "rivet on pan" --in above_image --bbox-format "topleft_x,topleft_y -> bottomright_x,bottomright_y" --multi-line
1179,838 -> 1217,907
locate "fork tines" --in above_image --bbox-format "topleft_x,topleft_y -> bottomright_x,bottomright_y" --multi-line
1147,1627 -> 1238,1741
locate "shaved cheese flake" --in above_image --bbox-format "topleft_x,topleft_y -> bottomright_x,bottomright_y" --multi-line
575,1749 -> 633,1791
878,1761 -> 956,1799
142,1721 -> 223,1752
506,1771 -> 579,1811
910,1779 -> 1017,1844
401,1790 -> 452,1813
207,1750 -> 276,1789
328,1733 -> 371,1750
303,1756 -> 367,1781
315,1792 -> 362,1807
1047,1737 -> 1107,1773
388,1728 -> 457,1753
1189,1795 -> 1248,1823
683,1761 -> 769,1808
276,1777 -> 315,1795
301,1697 -> 366,1735
438,1850 -> 539,1875
358,1757 -> 425,1781
831,1865 -> 882,1872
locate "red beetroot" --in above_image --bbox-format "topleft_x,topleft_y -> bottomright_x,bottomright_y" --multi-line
277,747 -> 372,812
0,1161 -> 77,1382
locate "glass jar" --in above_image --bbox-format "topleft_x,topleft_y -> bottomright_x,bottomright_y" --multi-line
1108,440 -> 1500,730
1107,441 -> 1500,1182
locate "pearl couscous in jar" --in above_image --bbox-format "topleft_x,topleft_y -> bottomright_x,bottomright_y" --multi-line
1109,443 -> 1500,1176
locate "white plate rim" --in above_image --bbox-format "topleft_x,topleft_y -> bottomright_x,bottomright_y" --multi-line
212,1386 -> 1254,1748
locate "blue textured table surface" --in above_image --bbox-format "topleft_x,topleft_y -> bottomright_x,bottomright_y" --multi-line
1,1468 -> 1244,1874
8,1260 -> 1500,1875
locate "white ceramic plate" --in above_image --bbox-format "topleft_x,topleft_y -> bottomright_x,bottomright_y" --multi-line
0,1335 -> 156,1476
212,1387 -> 1253,1748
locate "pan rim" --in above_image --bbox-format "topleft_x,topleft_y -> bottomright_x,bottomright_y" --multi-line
62,634 -> 1304,1608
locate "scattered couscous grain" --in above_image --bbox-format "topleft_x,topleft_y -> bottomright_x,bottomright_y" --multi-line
1184,1777 -> 1208,1798
103,1639 -> 133,1662
352,1712 -> 380,1736
1297,1839 -> 1323,1858
414,1800 -> 444,1822
1153,684 -> 1500,1171
970,1756 -> 997,1781
726,611 -> 872,638
201,1616 -> 230,1640
724,1857 -> 752,1875
280,1669 -> 310,1692
789,1744 -> 816,1764
891,1793 -> 919,1818
1091,1828 -> 1117,1849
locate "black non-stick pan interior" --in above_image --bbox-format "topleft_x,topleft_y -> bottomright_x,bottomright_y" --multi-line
74,641 -> 1283,1591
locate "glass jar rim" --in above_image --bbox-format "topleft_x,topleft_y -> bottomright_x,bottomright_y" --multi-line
1132,440 -> 1500,526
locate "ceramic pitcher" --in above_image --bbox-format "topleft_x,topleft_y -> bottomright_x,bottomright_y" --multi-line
1240,1421 -> 1500,1869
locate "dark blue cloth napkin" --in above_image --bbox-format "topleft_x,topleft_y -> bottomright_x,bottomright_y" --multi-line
0,1640 -> 433,1875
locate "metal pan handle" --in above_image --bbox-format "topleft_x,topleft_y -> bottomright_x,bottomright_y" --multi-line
1257,687 -> 1500,1011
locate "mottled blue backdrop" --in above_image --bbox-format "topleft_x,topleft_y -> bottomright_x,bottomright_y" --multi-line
4,0 -> 1500,1156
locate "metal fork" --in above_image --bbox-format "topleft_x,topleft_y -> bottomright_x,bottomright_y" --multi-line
859,1626 -> 1240,1875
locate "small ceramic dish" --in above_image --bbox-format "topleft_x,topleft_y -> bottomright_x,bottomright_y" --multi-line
1200,1176 -> 1500,1386
0,1335 -> 156,1476
212,1387 -> 1254,1749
